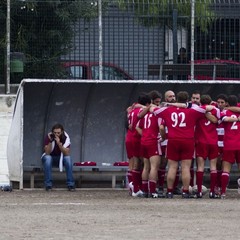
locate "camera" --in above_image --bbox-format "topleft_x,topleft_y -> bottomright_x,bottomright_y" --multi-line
50,133 -> 55,141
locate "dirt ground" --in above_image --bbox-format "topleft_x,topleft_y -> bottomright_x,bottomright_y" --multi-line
0,188 -> 240,240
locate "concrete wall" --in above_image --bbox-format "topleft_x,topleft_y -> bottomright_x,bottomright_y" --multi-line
0,95 -> 16,185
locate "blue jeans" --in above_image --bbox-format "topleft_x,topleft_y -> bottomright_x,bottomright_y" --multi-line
42,154 -> 75,188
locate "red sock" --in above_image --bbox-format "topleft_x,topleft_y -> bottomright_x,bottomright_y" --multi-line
221,172 -> 229,195
149,180 -> 157,194
132,170 -> 140,193
127,170 -> 133,184
217,170 -> 222,188
137,170 -> 142,189
210,170 -> 217,192
182,188 -> 189,194
158,169 -> 165,189
142,180 -> 148,193
196,171 -> 204,192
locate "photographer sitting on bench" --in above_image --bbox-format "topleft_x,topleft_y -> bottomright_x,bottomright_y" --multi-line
41,123 -> 75,191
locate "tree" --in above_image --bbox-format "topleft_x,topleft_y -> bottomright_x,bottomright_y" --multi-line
118,0 -> 215,31
118,0 -> 215,64
0,0 -> 100,81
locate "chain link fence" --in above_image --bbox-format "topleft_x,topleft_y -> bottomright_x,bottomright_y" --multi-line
0,0 -> 240,85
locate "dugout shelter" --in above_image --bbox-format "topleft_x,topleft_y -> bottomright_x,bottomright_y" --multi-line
7,79 -> 240,189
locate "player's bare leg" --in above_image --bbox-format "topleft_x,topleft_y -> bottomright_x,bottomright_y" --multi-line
149,155 -> 160,198
166,159 -> 178,198
221,161 -> 232,199
181,159 -> 193,198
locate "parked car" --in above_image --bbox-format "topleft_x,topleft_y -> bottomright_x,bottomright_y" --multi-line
62,61 -> 133,80
193,59 -> 240,80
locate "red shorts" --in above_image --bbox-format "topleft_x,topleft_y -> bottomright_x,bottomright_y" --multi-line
218,147 -> 223,155
222,149 -> 240,164
140,142 -> 162,159
166,139 -> 194,161
196,142 -> 218,160
125,139 -> 141,159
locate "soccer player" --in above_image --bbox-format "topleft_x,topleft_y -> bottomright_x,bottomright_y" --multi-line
148,90 -> 162,106
215,94 -> 228,195
136,106 -> 162,198
189,90 -> 201,187
190,90 -> 201,105
194,95 -> 220,198
159,90 -> 182,195
220,95 -> 240,199
125,93 -> 151,196
164,90 -> 176,103
153,91 -> 213,198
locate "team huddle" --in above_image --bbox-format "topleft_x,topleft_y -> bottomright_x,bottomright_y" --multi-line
125,90 -> 240,199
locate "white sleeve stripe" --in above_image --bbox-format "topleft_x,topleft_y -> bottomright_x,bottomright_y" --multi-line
154,107 -> 167,115
191,105 -> 206,113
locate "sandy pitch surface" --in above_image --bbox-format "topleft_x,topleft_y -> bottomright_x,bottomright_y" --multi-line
0,189 -> 239,240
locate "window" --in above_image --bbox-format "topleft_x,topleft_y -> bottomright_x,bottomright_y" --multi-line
69,66 -> 84,79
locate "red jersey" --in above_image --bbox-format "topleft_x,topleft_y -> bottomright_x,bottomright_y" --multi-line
221,110 -> 240,150
137,112 -> 162,145
216,121 -> 224,148
154,105 -> 206,139
125,107 -> 142,142
195,107 -> 220,144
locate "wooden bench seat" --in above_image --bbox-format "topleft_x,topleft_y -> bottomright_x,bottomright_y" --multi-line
23,165 -> 129,189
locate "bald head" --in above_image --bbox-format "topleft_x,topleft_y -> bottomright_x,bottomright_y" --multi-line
164,90 -> 176,103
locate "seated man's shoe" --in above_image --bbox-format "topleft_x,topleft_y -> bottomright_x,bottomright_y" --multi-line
68,186 -> 76,192
45,186 -> 52,191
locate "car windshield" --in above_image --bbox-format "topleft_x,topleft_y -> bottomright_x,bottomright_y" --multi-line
69,66 -> 84,79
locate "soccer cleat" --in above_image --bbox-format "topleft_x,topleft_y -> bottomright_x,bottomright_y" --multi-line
156,187 -> 165,198
237,178 -> 240,194
149,192 -> 159,198
45,186 -> 52,191
221,194 -> 226,199
209,192 -> 219,199
128,182 -> 134,196
157,191 -> 166,198
173,187 -> 182,195
195,192 -> 203,199
68,186 -> 76,192
166,192 -> 173,199
214,186 -> 221,195
182,192 -> 194,199
138,192 -> 149,198
132,190 -> 144,197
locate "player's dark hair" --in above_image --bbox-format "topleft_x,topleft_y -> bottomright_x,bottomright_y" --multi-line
52,123 -> 64,132
227,95 -> 238,106
216,94 -> 228,102
148,90 -> 162,101
177,91 -> 189,103
138,92 -> 151,106
200,95 -> 212,105
192,90 -> 201,96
